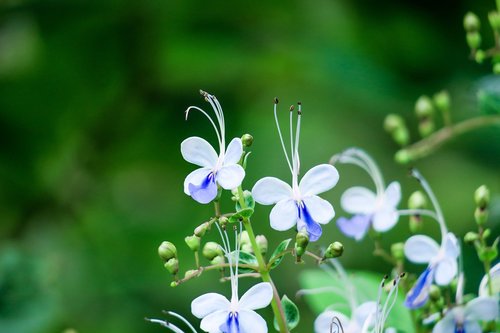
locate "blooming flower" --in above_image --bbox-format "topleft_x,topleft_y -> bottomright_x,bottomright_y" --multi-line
182,91 -> 245,204
331,148 -> 401,241
252,100 -> 339,242
191,223 -> 273,333
315,301 -> 377,333
479,262 -> 500,297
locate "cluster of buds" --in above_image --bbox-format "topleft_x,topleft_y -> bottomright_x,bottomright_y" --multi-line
239,231 -> 268,255
159,241 -> 179,276
464,10 -> 500,73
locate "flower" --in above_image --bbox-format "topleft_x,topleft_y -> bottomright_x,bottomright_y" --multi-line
331,148 -> 401,241
479,262 -> 500,297
182,91 -> 245,204
252,100 -> 339,242
191,222 -> 273,333
432,297 -> 499,333
314,302 -> 377,333
404,232 -> 459,309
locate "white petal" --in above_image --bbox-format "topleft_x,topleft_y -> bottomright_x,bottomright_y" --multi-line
303,196 -> 335,224
463,321 -> 482,333
340,187 -> 377,214
465,297 -> 499,322
384,181 -> 401,207
238,282 -> 273,310
432,311 -> 455,333
479,262 -> 500,297
314,310 -> 350,333
270,199 -> 298,231
199,310 -> 229,333
223,137 -> 243,165
184,168 -> 212,195
404,235 -> 440,263
443,233 -> 460,259
181,137 -> 218,168
191,293 -> 230,318
238,309 -> 268,333
372,206 -> 399,232
352,301 -> 376,327
216,164 -> 245,189
299,164 -> 339,196
434,257 -> 457,285
252,177 -> 293,205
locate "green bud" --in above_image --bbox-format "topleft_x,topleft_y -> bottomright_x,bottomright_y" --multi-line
433,90 -> 450,112
202,242 -> 223,261
483,228 -> 491,239
464,12 -> 480,31
170,281 -> 178,287
390,242 -> 405,261
256,235 -> 268,255
429,285 -> 441,301
409,216 -> 423,233
415,95 -> 434,118
489,11 -> 500,31
239,230 -> 250,245
464,231 -> 479,244
219,216 -> 229,229
324,242 -> 344,259
185,235 -> 201,251
241,134 -> 254,148
494,62 -> 500,74
384,114 -> 404,133
409,191 -> 427,209
395,149 -> 411,164
296,230 -> 309,249
164,258 -> 179,275
478,247 -> 498,262
393,128 -> 410,147
295,245 -> 305,257
210,255 -> 225,266
450,278 -> 458,294
419,119 -> 435,138
475,49 -> 486,64
474,185 -> 490,208
184,269 -> 199,279
158,241 -> 177,261
474,207 -> 488,226
466,32 -> 481,49
194,222 -> 209,237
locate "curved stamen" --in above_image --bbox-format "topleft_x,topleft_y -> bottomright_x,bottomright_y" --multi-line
274,99 -> 293,173
293,103 -> 302,187
201,91 -> 226,152
185,106 -> 223,152
164,311 -> 198,333
145,318 -> 185,333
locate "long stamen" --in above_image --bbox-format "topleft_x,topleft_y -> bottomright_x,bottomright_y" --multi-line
163,311 -> 198,333
274,98 -> 293,173
375,275 -> 388,332
380,276 -> 400,332
203,91 -> 226,152
294,102 -> 302,182
185,106 -> 223,151
289,104 -> 295,172
145,318 -> 185,333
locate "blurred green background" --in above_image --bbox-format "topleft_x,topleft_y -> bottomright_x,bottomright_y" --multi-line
0,0 -> 499,332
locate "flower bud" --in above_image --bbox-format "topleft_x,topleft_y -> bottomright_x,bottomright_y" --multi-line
164,258 -> 179,275
418,119 -> 435,138
239,230 -> 250,245
409,216 -> 423,234
218,216 -> 229,229
384,114 -> 404,133
296,230 -> 309,249
158,241 -> 177,261
474,185 -> 490,208
210,255 -> 225,266
194,222 -> 209,237
433,91 -> 450,112
466,32 -> 481,49
464,231 -> 479,244
489,11 -> 500,31
429,285 -> 441,301
494,62 -> 500,74
295,245 -> 305,257
184,269 -> 199,279
415,95 -> 434,119
185,235 -> 201,251
241,133 -> 254,148
409,191 -> 427,209
391,242 -> 405,261
393,128 -> 410,147
202,242 -> 223,261
483,228 -> 491,239
256,235 -> 268,255
395,149 -> 411,164
474,207 -> 488,226
464,12 -> 480,31
324,242 -> 344,259
475,49 -> 486,64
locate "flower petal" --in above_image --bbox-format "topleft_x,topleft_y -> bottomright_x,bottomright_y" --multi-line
463,321 -> 482,333
217,164 -> 245,190
299,164 -> 339,196
443,232 -> 460,259
479,262 -> 500,297
431,310 -> 455,333
384,181 -> 401,208
405,266 -> 434,309
252,177 -> 293,205
303,196 -> 335,224
199,310 -> 229,333
188,172 -> 218,204
314,310 -> 350,333
184,167 -> 212,195
434,257 -> 457,286
181,137 -> 218,168
239,282 -> 273,310
191,293 -> 230,318
372,206 -> 399,232
352,301 -> 376,327
336,215 -> 371,241
223,137 -> 243,165
298,204 -> 323,242
238,310 -> 268,333
404,235 -> 440,264
270,199 -> 298,231
465,297 -> 499,322
340,187 -> 377,214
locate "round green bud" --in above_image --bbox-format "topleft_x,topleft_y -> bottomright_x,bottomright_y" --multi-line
415,95 -> 434,118
433,90 -> 450,112
409,216 -> 423,234
489,11 -> 500,31
256,235 -> 268,255
170,281 -> 178,287
324,241 -> 344,259
164,258 -> 179,275
202,242 -> 223,261
210,255 -> 225,266
464,231 -> 479,244
384,114 -> 404,133
185,235 -> 201,251
390,242 -> 405,261
475,49 -> 486,64
239,230 -> 250,245
419,119 -> 435,138
483,228 -> 491,239
194,222 -> 209,237
464,12 -> 480,31
408,191 -> 427,209
184,269 -> 199,279
158,241 -> 177,261
466,32 -> 481,49
296,230 -> 309,249
474,185 -> 490,208
395,149 -> 412,164
219,216 -> 229,229
241,134 -> 254,148
494,62 -> 500,74
295,245 -> 305,257
474,207 -> 488,226
393,127 -> 410,147
429,285 -> 441,301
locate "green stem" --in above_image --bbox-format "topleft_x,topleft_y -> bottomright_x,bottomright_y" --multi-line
497,0 -> 500,13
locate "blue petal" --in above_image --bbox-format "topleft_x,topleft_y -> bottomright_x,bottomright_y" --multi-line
336,215 -> 371,241
299,203 -> 323,242
220,312 -> 240,333
188,172 -> 217,204
405,266 -> 434,309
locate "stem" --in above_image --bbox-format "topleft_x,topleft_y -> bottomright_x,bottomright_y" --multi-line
373,239 -> 396,265
174,262 -> 259,286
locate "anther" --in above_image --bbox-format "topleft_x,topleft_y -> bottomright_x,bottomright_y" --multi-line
274,97 -> 279,104
289,105 -> 295,112
400,272 -> 406,278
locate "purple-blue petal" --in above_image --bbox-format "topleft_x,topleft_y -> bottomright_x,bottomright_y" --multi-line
188,172 -> 217,204
336,215 -> 371,241
405,266 -> 434,309
299,203 -> 323,242
220,312 -> 240,333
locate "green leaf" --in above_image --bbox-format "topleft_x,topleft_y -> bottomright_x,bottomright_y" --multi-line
235,190 -> 255,211
299,269 -> 415,333
269,238 -> 292,269
236,251 -> 258,273
228,208 -> 254,223
273,295 -> 300,331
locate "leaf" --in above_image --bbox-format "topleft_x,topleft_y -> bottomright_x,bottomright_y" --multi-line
269,238 -> 292,269
228,208 -> 254,223
235,251 -> 258,273
299,269 -> 415,333
273,294 -> 300,331
235,190 -> 255,211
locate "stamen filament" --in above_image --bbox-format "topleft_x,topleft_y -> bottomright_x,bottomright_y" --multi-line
164,311 -> 198,333
185,106 -> 223,151
145,318 -> 185,333
274,99 -> 293,173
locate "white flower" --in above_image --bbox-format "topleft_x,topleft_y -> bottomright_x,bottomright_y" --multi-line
332,148 -> 401,241
252,100 -> 339,242
182,91 -> 245,204
314,302 -> 376,333
432,297 -> 499,333
404,232 -> 459,309
479,262 -> 500,297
